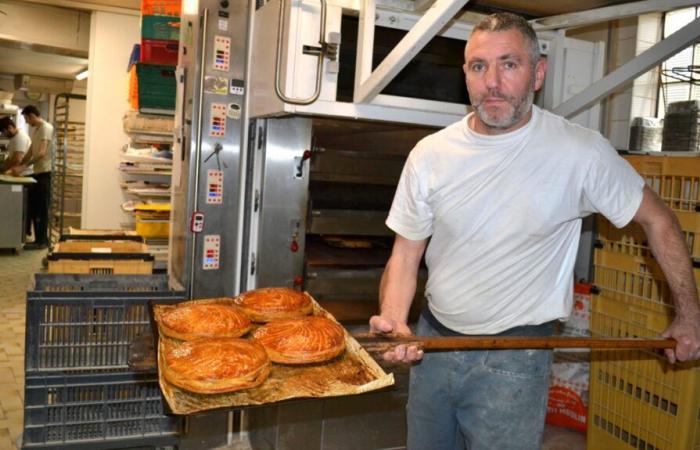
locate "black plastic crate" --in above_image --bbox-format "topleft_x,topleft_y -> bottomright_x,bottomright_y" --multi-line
26,274 -> 184,373
22,372 -> 181,449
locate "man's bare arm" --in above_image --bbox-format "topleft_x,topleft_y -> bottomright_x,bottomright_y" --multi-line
632,185 -> 700,362
369,234 -> 428,362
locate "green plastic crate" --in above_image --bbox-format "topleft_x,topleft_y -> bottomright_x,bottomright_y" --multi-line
141,15 -> 180,41
136,63 -> 176,114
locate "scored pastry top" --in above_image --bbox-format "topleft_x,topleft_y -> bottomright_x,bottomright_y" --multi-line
162,337 -> 270,393
234,287 -> 313,322
160,302 -> 252,340
252,316 -> 346,364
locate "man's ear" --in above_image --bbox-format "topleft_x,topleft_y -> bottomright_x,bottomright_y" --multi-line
534,57 -> 547,91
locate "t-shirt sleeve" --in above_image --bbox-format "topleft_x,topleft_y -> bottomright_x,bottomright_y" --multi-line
580,139 -> 645,228
38,124 -> 53,142
386,150 -> 434,240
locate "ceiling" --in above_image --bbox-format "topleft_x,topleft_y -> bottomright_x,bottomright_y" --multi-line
0,0 -> 643,83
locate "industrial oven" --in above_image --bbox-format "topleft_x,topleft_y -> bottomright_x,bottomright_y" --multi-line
168,0 -> 605,447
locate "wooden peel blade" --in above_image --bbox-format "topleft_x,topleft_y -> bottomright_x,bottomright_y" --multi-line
351,333 -> 676,354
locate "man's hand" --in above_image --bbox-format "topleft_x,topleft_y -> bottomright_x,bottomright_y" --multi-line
369,315 -> 423,363
662,315 -> 700,363
9,165 -> 25,177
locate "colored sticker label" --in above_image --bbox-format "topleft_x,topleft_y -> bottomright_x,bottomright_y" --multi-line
213,35 -> 231,71
210,103 -> 227,137
206,169 -> 224,205
202,234 -> 220,270
204,76 -> 228,95
218,18 -> 228,31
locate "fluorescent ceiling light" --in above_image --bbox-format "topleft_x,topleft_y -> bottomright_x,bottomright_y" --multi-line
75,69 -> 89,81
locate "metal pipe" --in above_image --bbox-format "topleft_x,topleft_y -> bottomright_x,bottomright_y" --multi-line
189,8 -> 210,297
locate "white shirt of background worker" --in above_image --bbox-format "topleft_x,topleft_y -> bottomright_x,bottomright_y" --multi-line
0,117 -> 31,174
12,109 -> 54,176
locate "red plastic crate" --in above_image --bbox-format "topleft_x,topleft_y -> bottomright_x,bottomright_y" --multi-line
141,0 -> 181,16
140,39 -> 179,65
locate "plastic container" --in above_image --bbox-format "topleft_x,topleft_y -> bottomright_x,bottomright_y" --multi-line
140,39 -> 179,65
141,15 -> 180,41
140,0 -> 181,16
587,292 -> 700,450
25,274 -> 183,373
47,252 -> 154,275
22,372 -> 181,449
134,63 -> 176,114
135,220 -> 170,238
623,154 -> 700,214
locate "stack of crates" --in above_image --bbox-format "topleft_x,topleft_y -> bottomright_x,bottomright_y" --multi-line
128,0 -> 180,114
588,153 -> 700,450
22,273 -> 185,449
47,236 -> 154,275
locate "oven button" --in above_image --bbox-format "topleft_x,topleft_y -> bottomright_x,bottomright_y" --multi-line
293,276 -> 304,287
290,240 -> 299,252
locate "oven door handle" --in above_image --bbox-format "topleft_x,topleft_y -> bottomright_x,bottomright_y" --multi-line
274,0 -> 331,105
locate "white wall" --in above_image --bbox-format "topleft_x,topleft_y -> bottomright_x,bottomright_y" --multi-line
82,11 -> 139,229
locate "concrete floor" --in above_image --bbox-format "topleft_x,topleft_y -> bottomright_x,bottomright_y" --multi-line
0,247 -> 586,450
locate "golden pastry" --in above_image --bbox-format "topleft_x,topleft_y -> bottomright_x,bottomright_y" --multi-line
162,337 -> 270,393
159,302 -> 252,341
234,287 -> 313,322
252,316 -> 346,364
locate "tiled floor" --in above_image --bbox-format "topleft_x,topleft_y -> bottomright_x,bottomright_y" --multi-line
0,248 -> 46,450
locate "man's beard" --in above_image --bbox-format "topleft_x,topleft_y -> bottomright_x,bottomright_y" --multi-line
472,83 -> 535,130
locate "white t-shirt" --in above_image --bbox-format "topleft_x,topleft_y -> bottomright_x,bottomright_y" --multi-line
386,105 -> 645,334
8,129 -> 31,155
28,121 -> 55,174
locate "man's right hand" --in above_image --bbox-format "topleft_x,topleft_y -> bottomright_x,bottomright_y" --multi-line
369,315 -> 424,363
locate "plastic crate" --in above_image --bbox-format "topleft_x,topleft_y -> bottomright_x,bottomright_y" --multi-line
22,372 -> 181,449
141,15 -> 180,41
26,274 -> 184,373
47,253 -> 154,275
594,249 -> 700,289
624,154 -> 700,214
140,38 -> 179,65
134,63 -> 176,114
135,219 -> 170,238
53,240 -> 148,254
587,293 -> 700,450
596,211 -> 700,262
141,0 -> 181,16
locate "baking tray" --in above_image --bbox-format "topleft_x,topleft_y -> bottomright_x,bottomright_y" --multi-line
152,296 -> 394,415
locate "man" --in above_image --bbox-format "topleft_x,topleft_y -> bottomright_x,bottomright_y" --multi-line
12,105 -> 55,250
369,12 -> 700,450
0,117 -> 31,174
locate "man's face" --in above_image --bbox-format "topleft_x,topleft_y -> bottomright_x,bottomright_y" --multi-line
463,29 -> 546,134
23,113 -> 39,126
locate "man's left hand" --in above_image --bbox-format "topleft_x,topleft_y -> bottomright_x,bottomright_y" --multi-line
662,316 -> 700,363
9,165 -> 25,176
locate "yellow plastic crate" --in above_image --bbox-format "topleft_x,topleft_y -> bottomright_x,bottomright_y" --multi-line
47,258 -> 153,275
135,219 -> 170,238
54,240 -> 148,254
594,249 -> 700,289
588,293 -> 700,450
596,213 -> 700,261
624,154 -> 700,214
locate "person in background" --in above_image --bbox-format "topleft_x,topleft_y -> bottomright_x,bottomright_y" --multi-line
370,12 -> 700,450
0,117 -> 31,174
11,105 -> 55,250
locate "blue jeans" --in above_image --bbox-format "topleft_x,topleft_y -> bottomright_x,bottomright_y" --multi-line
407,309 -> 554,450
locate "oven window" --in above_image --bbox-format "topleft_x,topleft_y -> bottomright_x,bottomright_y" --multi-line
337,15 -> 469,105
